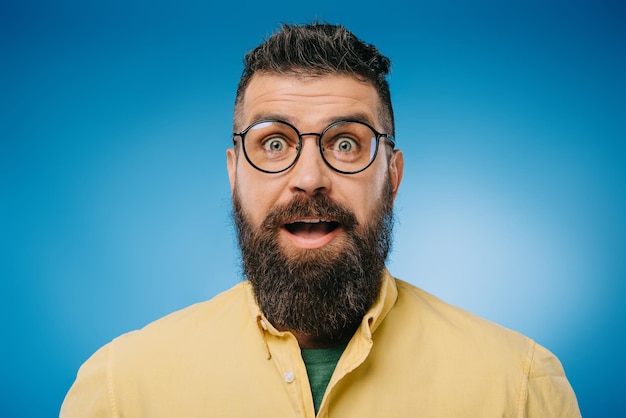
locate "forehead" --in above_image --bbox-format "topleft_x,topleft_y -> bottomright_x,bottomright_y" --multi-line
237,73 -> 382,130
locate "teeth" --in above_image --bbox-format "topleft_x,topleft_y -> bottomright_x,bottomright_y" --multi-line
291,218 -> 329,224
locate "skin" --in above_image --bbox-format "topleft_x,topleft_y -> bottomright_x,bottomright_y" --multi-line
227,73 -> 404,347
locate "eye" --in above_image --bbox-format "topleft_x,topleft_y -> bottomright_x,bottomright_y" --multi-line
262,136 -> 288,152
333,137 -> 359,153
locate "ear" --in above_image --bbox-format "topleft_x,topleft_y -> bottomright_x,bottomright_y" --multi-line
388,149 -> 404,200
226,147 -> 237,195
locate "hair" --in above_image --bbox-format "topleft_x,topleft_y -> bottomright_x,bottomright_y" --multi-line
234,23 -> 394,135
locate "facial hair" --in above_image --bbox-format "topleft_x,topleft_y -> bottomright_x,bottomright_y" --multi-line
232,182 -> 394,342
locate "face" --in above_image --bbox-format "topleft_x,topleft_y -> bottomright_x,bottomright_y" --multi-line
227,74 -> 404,341
228,74 -> 403,241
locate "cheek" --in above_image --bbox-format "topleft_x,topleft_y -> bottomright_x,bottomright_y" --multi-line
354,170 -> 389,219
235,169 -> 282,226
335,180 -> 378,222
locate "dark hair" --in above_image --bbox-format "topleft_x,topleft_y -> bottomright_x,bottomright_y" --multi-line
234,23 -> 394,135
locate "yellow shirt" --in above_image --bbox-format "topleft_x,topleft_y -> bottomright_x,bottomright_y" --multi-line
61,270 -> 580,417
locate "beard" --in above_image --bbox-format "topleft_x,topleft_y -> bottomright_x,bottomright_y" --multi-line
232,181 -> 394,342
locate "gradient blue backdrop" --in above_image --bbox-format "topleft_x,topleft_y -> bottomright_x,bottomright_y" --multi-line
1,1 -> 624,416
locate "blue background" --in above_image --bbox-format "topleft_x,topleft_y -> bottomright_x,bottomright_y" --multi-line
1,1 -> 624,416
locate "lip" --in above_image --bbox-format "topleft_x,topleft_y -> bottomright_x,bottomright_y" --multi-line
280,218 -> 341,249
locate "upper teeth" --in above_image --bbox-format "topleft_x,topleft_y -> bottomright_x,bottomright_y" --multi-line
294,218 -> 326,223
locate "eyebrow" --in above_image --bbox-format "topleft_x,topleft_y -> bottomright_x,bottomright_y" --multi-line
247,113 -> 296,125
325,113 -> 374,126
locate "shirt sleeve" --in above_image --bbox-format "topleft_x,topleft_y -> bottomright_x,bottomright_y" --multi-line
60,343 -> 117,418
522,342 -> 581,418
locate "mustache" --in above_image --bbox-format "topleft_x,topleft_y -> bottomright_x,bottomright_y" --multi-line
260,194 -> 358,232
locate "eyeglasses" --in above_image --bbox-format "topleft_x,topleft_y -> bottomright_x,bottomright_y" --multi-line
233,119 -> 395,174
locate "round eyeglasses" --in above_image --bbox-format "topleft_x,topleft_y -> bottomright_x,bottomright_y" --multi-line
233,119 -> 395,174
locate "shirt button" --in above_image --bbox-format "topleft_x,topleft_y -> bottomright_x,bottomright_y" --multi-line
284,371 -> 295,383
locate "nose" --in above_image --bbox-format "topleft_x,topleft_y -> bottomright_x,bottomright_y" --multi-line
289,136 -> 331,196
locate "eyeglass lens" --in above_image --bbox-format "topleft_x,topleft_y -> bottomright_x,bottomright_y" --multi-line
242,120 -> 378,174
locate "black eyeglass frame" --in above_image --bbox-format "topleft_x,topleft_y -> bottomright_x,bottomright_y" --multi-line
232,119 -> 396,175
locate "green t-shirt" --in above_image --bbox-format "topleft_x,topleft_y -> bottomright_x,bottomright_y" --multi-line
300,344 -> 347,414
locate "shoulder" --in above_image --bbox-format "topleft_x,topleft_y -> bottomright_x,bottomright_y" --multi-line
384,278 -> 538,370
74,281 -> 257,395
111,281 -> 250,353
352,276 -> 581,415
69,281 -> 255,384
61,282 -> 265,416
388,278 -> 576,391
393,278 -> 530,342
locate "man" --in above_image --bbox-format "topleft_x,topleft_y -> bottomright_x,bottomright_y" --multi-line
61,23 -> 580,417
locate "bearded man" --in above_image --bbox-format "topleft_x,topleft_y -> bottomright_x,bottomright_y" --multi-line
61,23 -> 580,417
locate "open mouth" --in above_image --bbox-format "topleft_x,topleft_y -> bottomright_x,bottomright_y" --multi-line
282,218 -> 341,247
